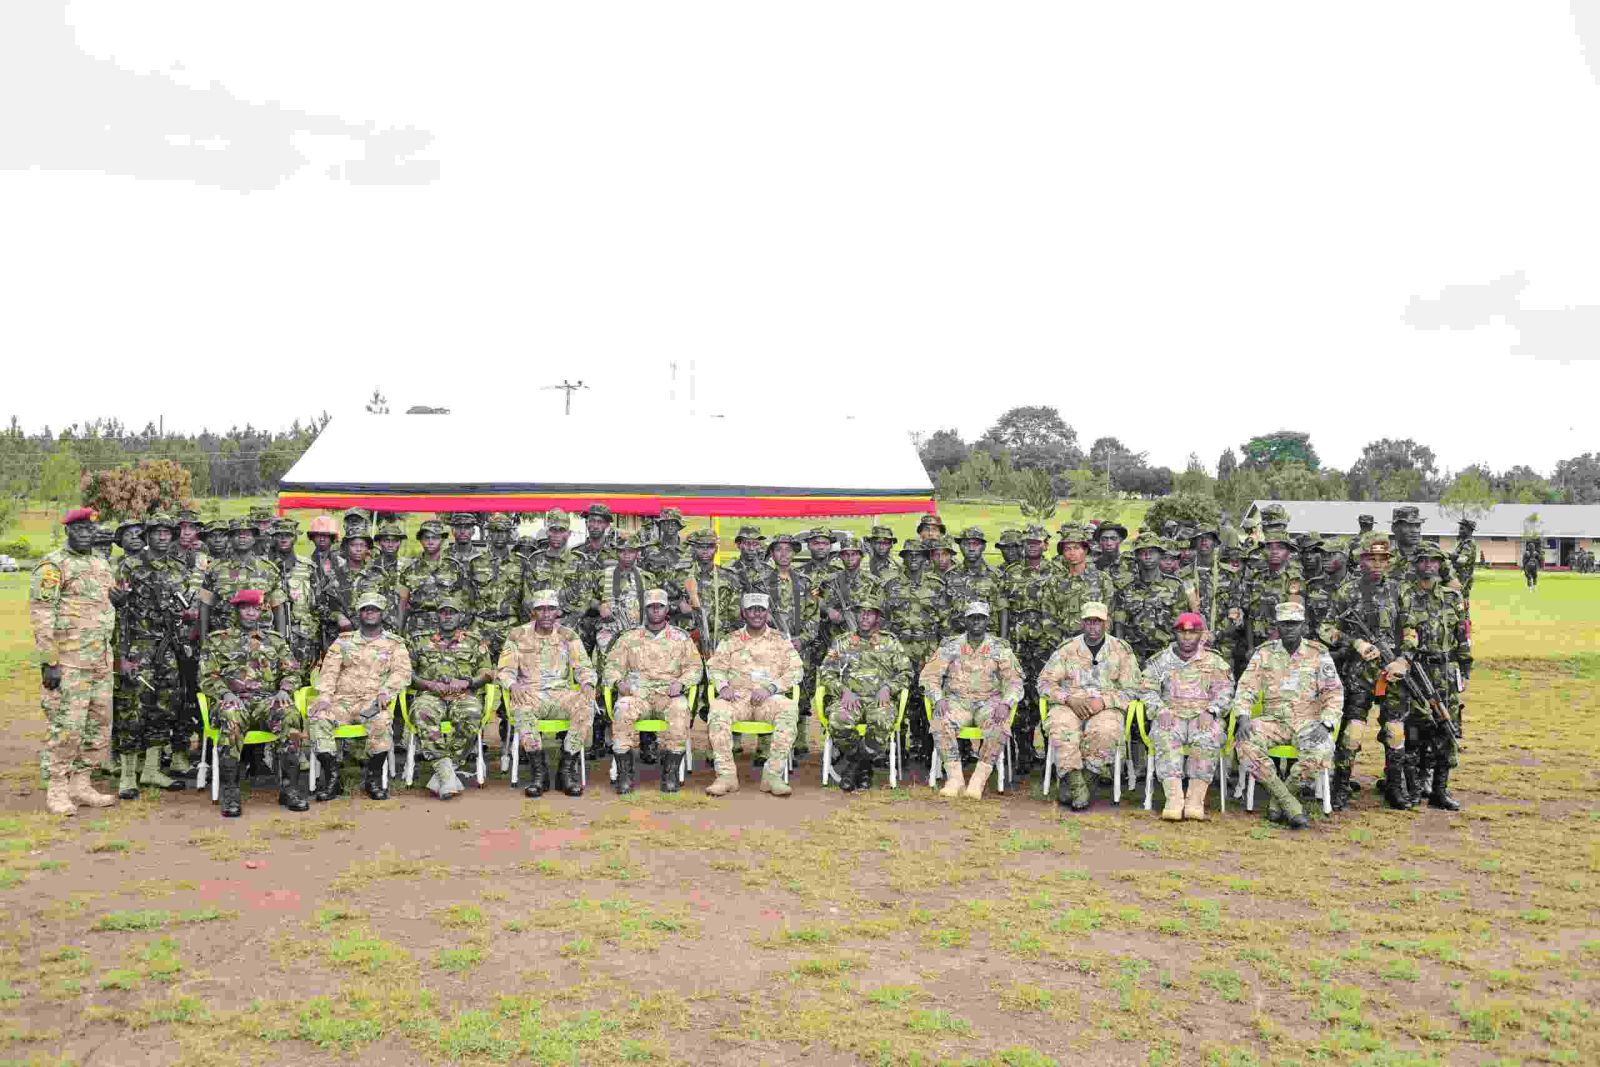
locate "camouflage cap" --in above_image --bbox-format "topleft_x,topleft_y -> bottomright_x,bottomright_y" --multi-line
375,519 -> 405,538
614,532 -> 644,551
344,525 -> 373,544
583,503 -> 613,521
269,518 -> 299,536
1413,543 -> 1447,562
416,520 -> 447,539
1055,522 -> 1094,545
341,508 -> 367,527
898,539 -> 929,556
1357,513 -> 1375,525
1275,601 -> 1306,622
354,591 -> 388,612
228,518 -> 256,534
927,535 -> 956,553
734,524 -> 766,542
1261,528 -> 1296,547
247,505 -> 274,522
1219,544 -> 1242,561
529,589 -> 560,610
805,528 -> 834,544
202,519 -> 231,536
1296,532 -> 1323,551
835,532 -> 864,553
1080,601 -> 1110,621
867,525 -> 898,543
144,511 -> 178,530
1189,522 -> 1220,540
544,509 -> 571,530
957,526 -> 987,544
437,594 -> 466,613
1021,524 -> 1048,543
1258,504 -> 1290,527
176,508 -> 201,524
658,507 -> 683,525
1320,536 -> 1346,556
962,600 -> 990,617
685,527 -> 718,547
916,512 -> 946,532
1391,506 -> 1421,525
643,589 -> 670,607
1158,537 -> 1180,555
767,531 -> 804,550
741,592 -> 771,610
486,513 -> 514,529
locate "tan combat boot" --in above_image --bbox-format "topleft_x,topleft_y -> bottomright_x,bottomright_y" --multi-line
705,769 -> 739,797
964,760 -> 993,799
68,770 -> 115,808
759,762 -> 791,797
938,757 -> 966,797
1183,779 -> 1210,821
139,746 -> 177,789
45,777 -> 75,816
1160,777 -> 1185,821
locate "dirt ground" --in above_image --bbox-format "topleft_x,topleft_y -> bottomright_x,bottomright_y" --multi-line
0,571 -> 1596,1066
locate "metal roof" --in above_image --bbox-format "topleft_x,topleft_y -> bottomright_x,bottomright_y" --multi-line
1246,501 -> 1600,538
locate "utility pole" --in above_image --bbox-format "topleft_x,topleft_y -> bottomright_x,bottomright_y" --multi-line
542,379 -> 588,415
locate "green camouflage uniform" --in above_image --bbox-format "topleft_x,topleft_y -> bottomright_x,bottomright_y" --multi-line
819,629 -> 911,748
469,548 -> 524,661
267,548 -> 320,667
407,628 -> 492,765
199,625 -> 303,760
200,554 -> 284,632
400,553 -> 473,637
1113,570 -> 1189,665
116,549 -> 197,757
1318,563 -> 1403,786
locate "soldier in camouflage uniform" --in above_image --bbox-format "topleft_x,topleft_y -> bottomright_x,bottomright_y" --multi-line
1231,602 -> 1343,829
1391,544 -> 1470,811
1317,534 -> 1401,810
369,518 -> 409,632
920,601 -> 1023,800
401,519 -> 473,638
942,527 -> 1003,633
1113,533 -> 1190,665
865,525 -> 900,581
308,591 -> 410,801
31,509 -> 119,815
201,519 -> 231,565
1182,523 -> 1224,634
705,593 -> 805,797
498,589 -> 598,798
1138,612 -> 1233,820
1043,524 -> 1118,642
470,514 -> 523,662
996,529 -> 1024,568
915,512 -> 946,543
406,595 -> 492,800
1224,529 -> 1304,669
680,527 -> 740,652
641,507 -> 686,574
818,589 -> 910,792
523,510 -> 589,630
304,515 -> 348,653
199,520 -> 286,637
199,588 -> 305,817
573,503 -> 617,569
998,524 -> 1055,773
1091,520 -> 1133,589
1304,536 -> 1350,637
882,539 -> 946,767
267,518 -> 320,669
169,508 -> 206,771
116,513 -> 196,794
603,589 -> 700,793
446,512 -> 483,566
794,529 -> 841,750
592,532 -> 659,758
1040,601 -> 1141,810
1451,519 -> 1479,605
1387,506 -> 1456,587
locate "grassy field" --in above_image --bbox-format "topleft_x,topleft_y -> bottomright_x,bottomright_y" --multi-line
0,568 -> 1593,1065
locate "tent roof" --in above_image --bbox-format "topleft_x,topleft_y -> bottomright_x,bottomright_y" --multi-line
278,413 -> 935,518
1247,500 -> 1600,538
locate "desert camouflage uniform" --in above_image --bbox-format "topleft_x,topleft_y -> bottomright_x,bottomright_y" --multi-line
199,626 -> 303,760
706,627 -> 804,776
309,630 -> 412,756
1039,633 -> 1140,778
407,628 -> 492,764
818,629 -> 911,748
1232,640 -> 1342,789
1139,644 -> 1232,783
497,623 -> 597,755
602,624 -> 701,753
32,548 -> 116,779
919,634 -> 1023,765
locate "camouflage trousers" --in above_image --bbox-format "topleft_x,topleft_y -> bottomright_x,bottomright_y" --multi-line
44,663 -> 112,777
931,696 -> 1009,765
613,691 -> 692,754
309,693 -> 395,757
1149,710 -> 1222,782
1013,639 -> 1049,737
411,692 -> 482,763
1383,663 -> 1459,770
1236,718 -> 1334,787
113,640 -> 181,756
507,687 -> 593,756
1044,702 -> 1122,777
218,696 -> 302,761
1334,659 -> 1383,775
708,692 -> 799,776
824,696 -> 897,747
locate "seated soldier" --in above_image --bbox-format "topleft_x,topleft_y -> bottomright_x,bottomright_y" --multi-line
406,595 -> 492,800
705,593 -> 804,798
818,590 -> 911,793
199,589 -> 304,818
498,589 -> 597,798
603,588 -> 700,794
919,601 -> 1023,800
308,591 -> 411,802
1231,602 -> 1343,829
1039,601 -> 1142,811
1139,612 -> 1234,820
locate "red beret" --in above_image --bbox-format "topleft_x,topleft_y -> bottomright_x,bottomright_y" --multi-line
230,589 -> 264,607
1175,612 -> 1206,631
62,507 -> 97,525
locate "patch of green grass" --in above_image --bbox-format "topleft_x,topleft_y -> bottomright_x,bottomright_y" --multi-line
1197,966 -> 1244,1002
298,997 -> 383,1051
1380,958 -> 1419,982
907,1008 -> 972,1035
434,903 -> 485,929
437,946 -> 486,973
91,906 -> 230,932
324,929 -> 410,974
98,968 -> 142,991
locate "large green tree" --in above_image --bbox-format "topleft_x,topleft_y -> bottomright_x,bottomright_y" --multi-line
978,406 -> 1082,473
1240,430 -> 1319,471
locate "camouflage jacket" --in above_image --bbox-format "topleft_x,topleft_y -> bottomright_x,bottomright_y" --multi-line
1181,557 -> 1224,631
200,555 -> 285,632
117,552 -> 196,647
400,554 -> 473,620
942,562 -> 1004,630
1041,565 -> 1118,643
1397,579 -> 1471,674
680,561 -> 743,652
1113,574 -> 1189,663
763,566 -> 819,647
30,548 -> 116,669
707,625 -> 804,695
998,560 -> 1055,645
1302,571 -> 1349,636
819,630 -> 912,701
407,628 -> 492,687
497,623 -> 596,692
265,550 -> 319,638
601,624 -> 701,695
1232,640 -> 1342,730
1318,574 -> 1403,666
469,550 -> 523,624
1038,634 -> 1142,709
522,547 -> 592,624
1236,564 -> 1305,646
317,629 -> 412,705
1452,537 -> 1478,596
881,569 -> 947,645
816,567 -> 885,641
199,626 -> 301,705
1138,645 -> 1233,721
919,634 -> 1024,705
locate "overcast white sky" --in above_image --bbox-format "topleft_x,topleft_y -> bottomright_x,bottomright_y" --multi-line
4,1 -> 1598,475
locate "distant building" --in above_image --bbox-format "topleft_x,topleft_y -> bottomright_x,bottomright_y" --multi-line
1245,501 -> 1600,568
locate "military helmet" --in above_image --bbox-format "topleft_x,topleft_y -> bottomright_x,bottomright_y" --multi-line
867,525 -> 898,543
957,526 -> 987,544
416,520 -> 447,539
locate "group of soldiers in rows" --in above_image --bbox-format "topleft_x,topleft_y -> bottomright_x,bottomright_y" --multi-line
31,500 -> 1474,824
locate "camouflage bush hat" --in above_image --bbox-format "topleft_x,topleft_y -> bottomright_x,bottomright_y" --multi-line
915,513 -> 946,533
144,512 -> 177,530
248,505 -> 274,522
658,507 -> 683,525
1391,506 -> 1421,525
202,519 -> 231,536
1096,520 -> 1129,540
437,594 -> 466,613
226,518 -> 253,534
1320,536 -> 1346,556
355,591 -> 388,612
114,518 -> 144,538
1258,504 -> 1290,528
643,589 -> 670,607
1457,518 -> 1476,531
1413,543 -> 1447,562
375,519 -> 405,538
867,525 -> 898,543
835,532 -> 864,553
805,528 -> 834,544
344,526 -> 373,545
529,589 -> 560,610
176,508 -> 201,524
1275,602 -> 1306,622
996,528 -> 1022,547
1261,528 -> 1296,547
1158,537 -> 1180,555
767,531 -> 804,551
735,525 -> 766,543
447,512 -> 477,526
1357,513 -> 1375,525
1021,524 -> 1048,543
957,526 -> 987,544
1296,532 -> 1323,551
544,509 -> 570,530
1128,532 -> 1164,554
486,513 -> 514,530
686,527 -> 718,547
853,590 -> 884,612
898,539 -> 929,557
416,520 -> 447,539
1055,522 -> 1094,545
583,504 -> 613,521
340,508 -> 366,526
927,535 -> 956,553
1189,521 -> 1220,541
269,518 -> 299,536
614,532 -> 644,551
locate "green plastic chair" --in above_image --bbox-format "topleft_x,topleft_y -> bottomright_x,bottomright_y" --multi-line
923,696 -> 1018,792
507,677 -> 592,790
603,684 -> 698,785
813,685 -> 908,788
195,692 -> 280,802
1132,701 -> 1227,814
725,685 -> 801,784
1039,696 -> 1141,804
1229,701 -> 1342,815
399,684 -> 502,788
299,686 -> 397,796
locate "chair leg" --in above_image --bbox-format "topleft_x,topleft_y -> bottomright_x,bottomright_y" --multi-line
580,752 -> 587,788
1218,759 -> 1227,814
211,742 -> 221,803
1246,775 -> 1255,812
821,735 -> 832,786
195,736 -> 209,791
1143,758 -> 1153,811
996,746 -> 1006,794
1321,769 -> 1331,814
928,748 -> 939,788
476,737 -> 486,785
405,733 -> 416,787
1042,740 -> 1053,795
510,732 -> 520,785
1113,745 -> 1122,805
889,735 -> 898,789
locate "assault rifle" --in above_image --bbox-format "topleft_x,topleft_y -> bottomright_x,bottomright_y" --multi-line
1333,609 -> 1461,745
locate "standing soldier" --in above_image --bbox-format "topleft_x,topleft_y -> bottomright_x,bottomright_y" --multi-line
470,514 -> 523,663
641,507 -> 686,573
401,519 -> 472,638
115,513 -> 193,794
304,516 -> 346,653
199,589 -> 304,817
1043,523 -> 1119,640
31,509 -> 118,815
603,589 -> 701,794
920,601 -> 1023,800
1304,536 -> 1350,636
572,504 -> 617,568
1392,544 -> 1470,811
199,520 -> 286,638
882,538 -> 946,769
1113,533 -> 1189,664
916,513 -> 946,544
1091,520 -> 1132,588
170,509 -> 206,766
593,532 -> 656,758
523,510 -> 588,629
1183,523 -> 1224,633
370,518 -> 409,632
174,509 -> 205,568
498,590 -> 598,798
1039,601 -> 1141,810
266,519 -> 320,669
1226,529 -> 1304,666
865,526 -> 900,581
309,591 -> 410,801
1231,603 -> 1343,829
998,524 -> 1055,773
406,595 -> 492,800
1388,506 -> 1456,586
704,593 -> 805,797
995,529 -> 1024,569
1318,533 -> 1402,810
818,589 -> 910,792
943,527 -> 1003,632
446,512 -> 483,566
1139,612 -> 1233,820
201,519 -> 232,565
1522,540 -> 1541,588
727,526 -> 775,593
1451,519 -> 1479,604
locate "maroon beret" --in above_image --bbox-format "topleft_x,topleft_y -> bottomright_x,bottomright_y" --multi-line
62,507 -> 97,525
230,589 -> 264,607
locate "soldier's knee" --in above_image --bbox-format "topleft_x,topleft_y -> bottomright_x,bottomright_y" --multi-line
1340,720 -> 1366,750
1382,721 -> 1405,749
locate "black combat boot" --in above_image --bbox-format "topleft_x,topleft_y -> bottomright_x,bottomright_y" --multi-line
313,753 -> 342,802
836,740 -> 862,793
1416,751 -> 1435,801
523,749 -> 548,798
638,732 -> 660,765
1428,765 -> 1461,811
559,751 -> 584,797
363,753 -> 389,800
278,753 -> 309,812
1401,752 -> 1421,809
585,715 -> 609,762
1056,769 -> 1072,808
219,755 -> 242,818
1381,749 -> 1409,811
659,751 -> 682,793
855,738 -> 880,791
614,750 -> 636,796
1329,766 -> 1352,812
